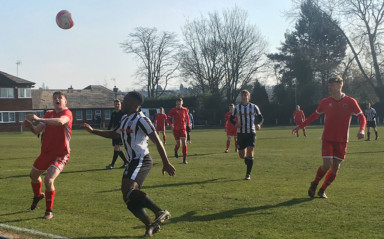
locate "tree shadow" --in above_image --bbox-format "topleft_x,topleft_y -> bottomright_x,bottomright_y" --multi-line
0,168 -> 107,180
171,197 -> 313,223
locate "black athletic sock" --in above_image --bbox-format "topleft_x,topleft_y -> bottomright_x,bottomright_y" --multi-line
111,151 -> 119,166
245,157 -> 254,175
375,131 -> 378,140
367,132 -> 371,140
126,190 -> 152,225
118,151 -> 128,164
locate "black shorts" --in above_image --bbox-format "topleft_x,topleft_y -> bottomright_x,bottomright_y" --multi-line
367,121 -> 377,128
112,138 -> 123,146
237,132 -> 256,150
122,154 -> 153,188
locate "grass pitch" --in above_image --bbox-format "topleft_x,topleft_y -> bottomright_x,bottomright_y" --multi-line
0,126 -> 383,238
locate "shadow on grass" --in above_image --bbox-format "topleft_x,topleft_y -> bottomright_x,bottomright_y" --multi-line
171,197 -> 312,223
0,168 -> 108,180
71,236 -> 144,239
348,150 -> 384,155
96,177 -> 233,193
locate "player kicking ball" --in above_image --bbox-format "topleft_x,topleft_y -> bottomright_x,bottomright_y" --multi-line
82,91 -> 176,237
293,76 -> 366,199
23,91 -> 73,219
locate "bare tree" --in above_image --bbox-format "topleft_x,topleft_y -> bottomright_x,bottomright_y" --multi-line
121,27 -> 179,98
180,7 -> 268,102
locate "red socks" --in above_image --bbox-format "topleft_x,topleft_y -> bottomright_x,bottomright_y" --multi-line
226,140 -> 230,150
182,145 -> 187,159
321,171 -> 337,190
314,167 -> 326,184
174,145 -> 180,152
163,135 -> 166,144
45,190 -> 55,212
31,181 -> 42,197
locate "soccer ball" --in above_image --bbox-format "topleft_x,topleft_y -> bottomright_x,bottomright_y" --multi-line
56,10 -> 74,30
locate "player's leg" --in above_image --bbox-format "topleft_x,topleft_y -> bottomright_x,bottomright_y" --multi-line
116,144 -> 128,168
173,130 -> 180,158
234,136 -> 238,152
244,145 -> 255,180
181,136 -> 188,164
225,135 -> 231,153
303,127 -> 307,137
366,126 -> 371,140
43,166 -> 61,219
374,125 -> 378,140
161,131 -> 167,144
107,141 -> 119,169
30,167 -> 45,210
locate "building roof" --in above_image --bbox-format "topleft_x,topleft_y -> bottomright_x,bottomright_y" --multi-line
0,71 -> 35,87
32,85 -> 124,110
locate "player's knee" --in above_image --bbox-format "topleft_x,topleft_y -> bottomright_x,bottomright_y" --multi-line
44,177 -> 54,188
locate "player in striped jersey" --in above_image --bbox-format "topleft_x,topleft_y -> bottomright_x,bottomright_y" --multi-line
364,103 -> 378,141
293,76 -> 366,199
230,90 -> 264,180
82,91 -> 176,237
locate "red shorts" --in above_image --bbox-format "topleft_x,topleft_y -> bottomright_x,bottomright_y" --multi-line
321,141 -> 347,160
226,128 -> 237,137
33,152 -> 70,172
173,129 -> 187,140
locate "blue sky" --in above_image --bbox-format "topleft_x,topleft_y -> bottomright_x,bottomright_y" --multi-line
0,0 -> 294,91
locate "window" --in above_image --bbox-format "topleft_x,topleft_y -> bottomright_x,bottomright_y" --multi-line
95,110 -> 101,117
0,112 -> 15,123
0,88 -> 14,98
18,88 -> 32,98
86,110 -> 93,120
104,110 -> 111,120
18,112 -> 26,122
76,110 -> 83,121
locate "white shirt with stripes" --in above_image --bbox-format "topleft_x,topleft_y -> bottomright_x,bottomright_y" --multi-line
114,111 -> 155,161
364,108 -> 377,122
232,103 -> 263,134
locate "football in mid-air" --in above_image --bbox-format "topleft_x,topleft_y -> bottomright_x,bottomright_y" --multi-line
56,10 -> 74,30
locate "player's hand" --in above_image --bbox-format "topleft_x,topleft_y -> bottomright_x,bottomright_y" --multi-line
292,126 -> 300,135
81,123 -> 94,133
162,162 -> 176,176
357,130 -> 365,139
26,114 -> 39,121
256,124 -> 261,131
170,124 -> 174,129
22,119 -> 33,128
235,123 -> 241,128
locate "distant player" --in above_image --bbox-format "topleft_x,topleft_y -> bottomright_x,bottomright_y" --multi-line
230,90 -> 264,180
82,91 -> 176,237
106,99 -> 129,169
168,98 -> 191,164
154,107 -> 168,144
22,91 -> 73,219
293,105 -> 306,137
293,76 -> 366,199
364,103 -> 378,141
224,104 -> 238,153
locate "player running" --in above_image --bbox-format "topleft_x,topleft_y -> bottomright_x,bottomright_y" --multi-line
106,99 -> 129,169
167,98 -> 191,164
224,104 -> 238,153
22,91 -> 73,219
293,76 -> 366,199
293,105 -> 306,137
154,107 -> 168,144
230,90 -> 264,180
364,103 -> 378,141
82,91 -> 176,237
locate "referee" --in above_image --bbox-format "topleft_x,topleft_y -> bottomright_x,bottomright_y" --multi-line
364,103 -> 379,141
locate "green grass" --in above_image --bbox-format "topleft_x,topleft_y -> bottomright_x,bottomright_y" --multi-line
0,126 -> 383,238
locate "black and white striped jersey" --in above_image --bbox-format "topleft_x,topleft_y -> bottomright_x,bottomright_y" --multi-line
364,108 -> 377,121
114,111 -> 155,160
231,103 -> 263,134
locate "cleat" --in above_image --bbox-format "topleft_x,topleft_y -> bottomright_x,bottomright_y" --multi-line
106,164 -> 113,170
145,223 -> 160,237
153,210 -> 171,225
317,188 -> 328,199
174,151 -> 178,158
308,181 -> 317,198
235,149 -> 238,152
244,174 -> 251,180
44,210 -> 53,219
225,149 -> 228,153
120,163 -> 128,169
163,142 -> 166,145
31,193 -> 45,210
183,159 -> 188,164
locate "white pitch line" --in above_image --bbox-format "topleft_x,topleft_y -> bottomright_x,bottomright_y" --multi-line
0,223 -> 68,239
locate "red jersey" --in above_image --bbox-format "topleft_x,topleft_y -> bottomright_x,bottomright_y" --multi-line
154,113 -> 168,129
293,110 -> 305,124
224,112 -> 237,132
300,95 -> 365,143
40,108 -> 73,155
168,107 -> 190,131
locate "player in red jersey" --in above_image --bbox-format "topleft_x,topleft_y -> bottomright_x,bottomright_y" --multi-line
154,107 -> 168,144
224,104 -> 238,153
22,91 -> 73,219
167,98 -> 191,164
293,105 -> 306,137
293,76 -> 366,199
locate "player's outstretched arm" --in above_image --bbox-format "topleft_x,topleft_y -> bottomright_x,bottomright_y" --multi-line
148,132 -> 176,176
22,119 -> 44,135
81,123 -> 120,139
